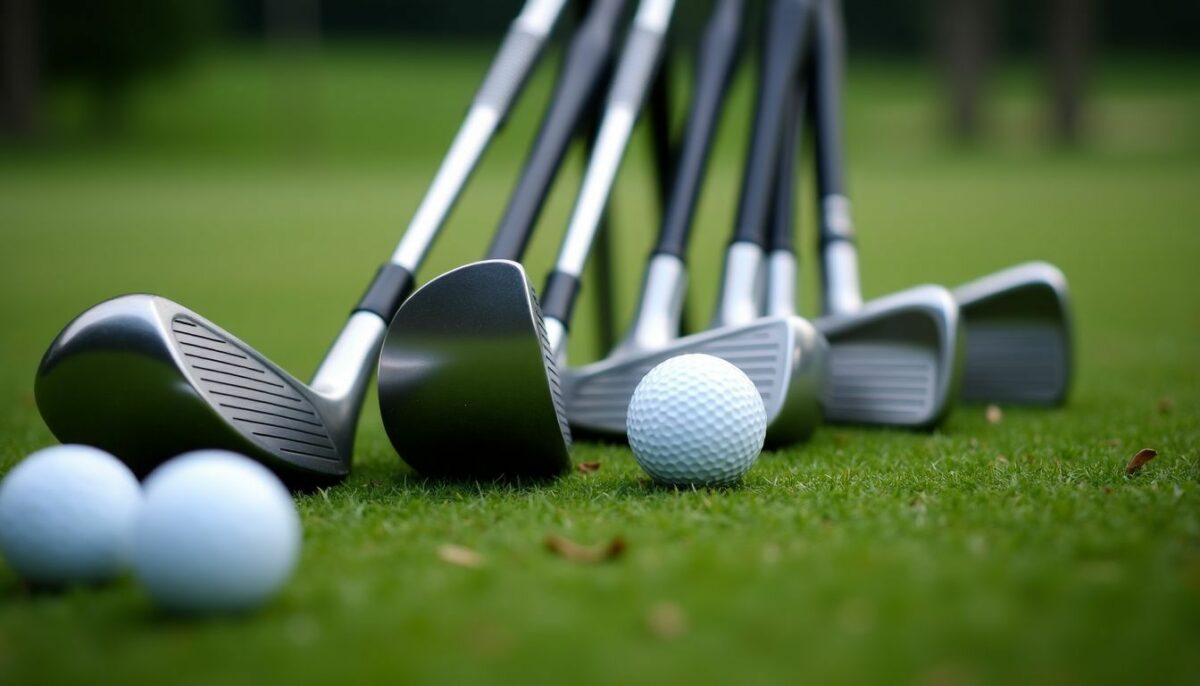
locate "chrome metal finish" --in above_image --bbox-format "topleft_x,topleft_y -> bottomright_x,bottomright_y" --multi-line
816,285 -> 964,428
820,195 -> 863,316
711,241 -> 766,328
765,250 -> 797,319
556,109 -> 637,277
544,317 -> 567,362
391,108 -> 502,271
614,254 -> 687,355
310,311 -> 387,401
378,261 -> 571,479
516,0 -> 569,32
36,295 -> 361,485
954,261 -> 1072,405
565,315 -> 828,446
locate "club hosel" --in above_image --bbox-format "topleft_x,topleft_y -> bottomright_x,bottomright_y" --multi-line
765,249 -> 797,318
711,240 -> 766,328
310,311 -> 388,402
820,194 -> 863,315
616,253 -> 687,355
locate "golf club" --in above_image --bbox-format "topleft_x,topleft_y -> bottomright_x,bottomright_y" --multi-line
795,0 -> 964,428
377,0 -> 675,479
562,0 -> 828,446
954,262 -> 1072,405
33,0 -> 571,487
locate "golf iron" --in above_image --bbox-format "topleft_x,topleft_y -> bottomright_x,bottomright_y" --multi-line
33,0 -> 571,487
562,0 -> 828,446
763,0 -> 964,429
376,0 -> 674,479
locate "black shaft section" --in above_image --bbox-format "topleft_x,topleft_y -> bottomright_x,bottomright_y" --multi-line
355,263 -> 416,322
809,0 -> 849,217
766,79 -> 806,255
653,0 -> 745,259
730,0 -> 814,247
539,270 -> 581,328
487,0 -> 629,261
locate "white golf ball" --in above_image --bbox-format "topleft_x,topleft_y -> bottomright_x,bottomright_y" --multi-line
0,445 -> 142,585
626,354 -> 767,486
132,451 -> 301,614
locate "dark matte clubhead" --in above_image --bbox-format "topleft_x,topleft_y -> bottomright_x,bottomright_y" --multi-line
564,315 -> 828,446
377,260 -> 571,480
816,285 -> 964,428
35,294 -> 354,486
954,261 -> 1072,405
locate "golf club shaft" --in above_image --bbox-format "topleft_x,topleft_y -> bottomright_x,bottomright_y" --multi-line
540,0 -> 677,355
711,0 -> 814,328
486,0 -> 629,261
620,0 -> 744,352
311,0 -> 568,395
765,72 -> 806,318
809,0 -> 862,316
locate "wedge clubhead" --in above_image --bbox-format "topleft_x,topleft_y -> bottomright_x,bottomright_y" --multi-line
34,0 -> 570,485
565,316 -> 826,446
36,295 -> 380,486
814,286 -> 963,427
378,261 -> 571,479
955,261 -> 1072,405
377,0 -> 676,478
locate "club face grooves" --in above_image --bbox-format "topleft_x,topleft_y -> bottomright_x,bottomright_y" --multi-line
564,316 -> 826,446
34,295 -> 351,486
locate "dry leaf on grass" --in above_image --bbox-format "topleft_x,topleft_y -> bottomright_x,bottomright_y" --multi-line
1125,448 -> 1158,476
544,534 -> 626,563
576,462 -> 601,474
646,602 -> 688,639
986,405 -> 1003,424
438,543 -> 485,568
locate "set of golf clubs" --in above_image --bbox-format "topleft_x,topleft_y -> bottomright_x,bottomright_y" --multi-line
33,0 -> 1073,488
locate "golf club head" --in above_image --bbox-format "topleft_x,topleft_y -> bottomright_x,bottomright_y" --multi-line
954,261 -> 1072,405
377,260 -> 572,480
564,315 -> 828,446
35,294 -> 356,486
816,284 -> 964,428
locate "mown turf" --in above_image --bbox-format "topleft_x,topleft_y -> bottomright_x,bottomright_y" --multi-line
0,45 -> 1198,685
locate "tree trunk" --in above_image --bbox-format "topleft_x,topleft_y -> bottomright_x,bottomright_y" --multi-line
936,0 -> 994,141
1046,0 -> 1091,144
1,0 -> 40,139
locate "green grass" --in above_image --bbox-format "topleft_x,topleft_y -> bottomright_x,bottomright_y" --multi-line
1,46 -> 1199,685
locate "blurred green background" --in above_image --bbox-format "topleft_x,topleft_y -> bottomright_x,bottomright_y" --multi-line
1,1 -> 1198,684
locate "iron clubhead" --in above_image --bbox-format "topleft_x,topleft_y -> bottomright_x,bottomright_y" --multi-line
954,261 -> 1072,405
564,315 -> 828,446
377,260 -> 572,480
817,284 -> 964,428
35,294 -> 356,486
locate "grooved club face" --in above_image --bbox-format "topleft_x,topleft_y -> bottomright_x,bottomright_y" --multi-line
377,260 -> 572,480
954,262 -> 1072,405
817,285 -> 964,428
564,315 -> 828,446
35,295 -> 354,485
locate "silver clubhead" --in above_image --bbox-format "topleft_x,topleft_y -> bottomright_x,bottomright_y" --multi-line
35,294 -> 359,485
564,315 -> 828,446
954,261 -> 1072,405
377,260 -> 572,480
817,284 -> 964,428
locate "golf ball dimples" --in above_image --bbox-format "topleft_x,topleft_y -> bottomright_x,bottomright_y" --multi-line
0,445 -> 142,585
627,354 -> 767,486
132,450 -> 300,613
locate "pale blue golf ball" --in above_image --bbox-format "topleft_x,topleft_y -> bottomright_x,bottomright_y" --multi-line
132,451 -> 301,614
626,354 -> 767,486
0,445 -> 142,585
